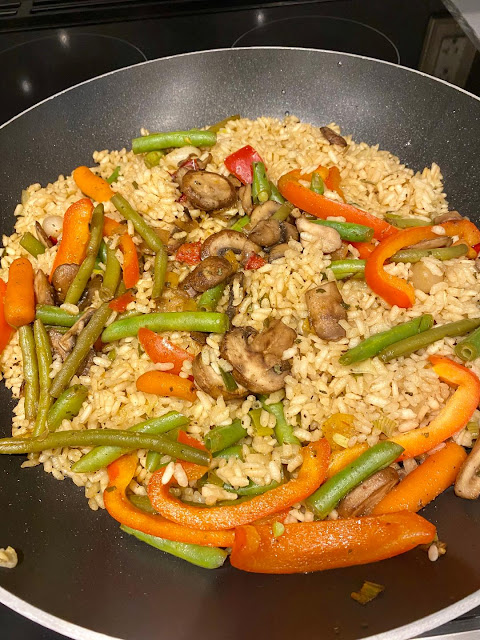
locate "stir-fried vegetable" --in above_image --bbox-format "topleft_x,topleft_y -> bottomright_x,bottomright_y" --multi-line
152,246 -> 168,299
391,244 -> 467,263
18,325 -> 39,421
136,371 -> 197,402
111,194 -> 165,253
32,319 -> 52,436
20,232 -> 46,258
269,181 -> 285,204
50,198 -> 94,278
455,325 -> 480,362
252,162 -> 271,204
208,114 -> 240,133
47,384 -> 88,431
328,259 -> 366,280
5,258 -> 35,327
306,441 -> 403,519
213,444 -> 243,460
138,329 -> 194,374
36,305 -> 83,327
100,244 -> 122,301
384,213 -> 430,228
73,166 -> 114,202
72,411 -> 189,473
106,166 -> 121,185
309,219 -> 374,243
204,419 -> 247,453
351,581 -> 385,605
109,291 -> 134,312
339,315 -> 434,365
132,130 -> 217,154
310,171 -> 325,195
197,283 -> 226,312
259,397 -> 300,445
144,150 -> 164,169
0,280 -> 13,355
101,311 -> 229,342
224,145 -> 264,184
119,233 -> 140,289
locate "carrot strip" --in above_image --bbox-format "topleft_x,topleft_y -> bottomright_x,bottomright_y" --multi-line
119,233 -> 139,289
103,454 -> 234,547
230,512 -> 436,574
50,198 -> 94,278
136,370 -> 197,403
0,279 -> 14,353
5,258 -> 35,328
148,439 -> 330,530
138,328 -> 194,375
73,166 -> 114,203
373,442 -> 467,514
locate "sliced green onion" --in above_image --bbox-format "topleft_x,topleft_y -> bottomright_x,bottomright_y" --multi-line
272,521 -> 285,537
310,172 -> 325,195
351,581 -> 385,605
106,166 -> 121,184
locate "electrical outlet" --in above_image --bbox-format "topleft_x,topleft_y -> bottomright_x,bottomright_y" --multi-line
419,15 -> 476,87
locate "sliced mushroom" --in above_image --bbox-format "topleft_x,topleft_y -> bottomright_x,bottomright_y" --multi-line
411,262 -> 443,294
296,217 -> 342,254
180,256 -> 234,297
337,468 -> 400,518
320,126 -> 348,147
238,183 -> 253,214
281,222 -> 299,243
455,437 -> 480,499
181,171 -> 237,211
77,348 -> 96,377
249,319 -> 296,368
201,230 -> 260,264
268,243 -> 289,262
433,210 -> 463,224
227,174 -> 242,189
248,219 -> 282,247
407,236 -> 452,250
48,329 -> 74,361
249,200 -> 282,227
51,264 -> 80,303
330,243 -> 349,261
220,326 -> 292,393
78,274 -> 102,311
192,353 -> 248,400
305,281 -> 347,341
34,269 -> 55,306
35,221 -> 53,249
191,331 -> 208,345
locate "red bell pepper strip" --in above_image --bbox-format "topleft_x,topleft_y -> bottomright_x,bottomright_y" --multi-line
176,430 -> 209,482
440,219 -> 480,259
103,454 -> 235,547
351,241 -> 376,259
109,291 -> 135,312
138,328 -> 194,375
278,169 -> 396,240
230,512 -> 436,574
244,253 -> 266,270
119,233 -> 139,289
224,145 -> 264,184
0,279 -> 14,353
148,439 -> 330,530
474,242 -> 480,255
365,226 -> 439,308
175,241 -> 202,265
50,198 -> 94,278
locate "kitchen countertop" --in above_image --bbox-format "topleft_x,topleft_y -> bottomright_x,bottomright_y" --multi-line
444,0 -> 480,47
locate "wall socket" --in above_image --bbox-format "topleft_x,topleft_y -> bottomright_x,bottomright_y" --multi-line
419,15 -> 476,87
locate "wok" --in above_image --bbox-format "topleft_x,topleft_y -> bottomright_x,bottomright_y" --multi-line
1,47 -> 480,640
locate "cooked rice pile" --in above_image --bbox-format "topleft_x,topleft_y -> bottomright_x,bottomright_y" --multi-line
1,116 -> 479,518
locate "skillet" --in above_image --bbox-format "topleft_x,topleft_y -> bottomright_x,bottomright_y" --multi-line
1,47 -> 480,640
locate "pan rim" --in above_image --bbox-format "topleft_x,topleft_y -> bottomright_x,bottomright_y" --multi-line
1,45 -> 480,640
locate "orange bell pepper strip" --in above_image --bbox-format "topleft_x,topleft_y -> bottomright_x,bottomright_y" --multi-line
108,290 -> 135,312
73,166 -> 114,203
372,442 -> 467,515
0,279 -> 14,353
176,430 -> 209,482
119,233 -> 139,289
138,328 -> 194,375
136,370 -> 197,403
329,356 -> 480,473
278,169 -> 396,240
4,258 -> 35,328
104,454 -> 235,547
50,198 -> 94,278
365,226 -> 439,308
103,216 -> 124,236
148,439 -> 330,530
351,241 -> 376,259
441,219 -> 480,258
324,166 -> 345,201
230,511 -> 435,574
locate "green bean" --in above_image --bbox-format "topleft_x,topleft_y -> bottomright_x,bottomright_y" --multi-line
50,303 -> 112,398
111,194 -> 165,253
271,202 -> 293,222
391,244 -> 468,263
102,311 -> 229,343
219,367 -> 238,392
20,232 -> 45,258
339,315 -> 434,365
455,325 -> 480,362
259,397 -> 300,445
269,182 -> 285,204
310,172 -> 324,195
36,305 -> 83,327
230,216 -> 250,232
0,430 -> 210,465
144,151 -> 165,169
306,441 -> 404,519
18,325 -> 39,421
223,478 -> 281,497
97,240 -> 108,264
145,426 -> 184,472
378,317 -> 480,363
152,246 -> 168,299
100,244 -> 122,301
106,166 -> 120,184
212,444 -> 243,460
385,213 -> 430,228
47,385 -> 88,431
249,407 -> 273,436
197,283 -> 226,312
44,325 -> 69,334
72,411 -> 189,473
208,114 -> 240,133
120,525 -> 228,568
308,219 -> 374,243
204,419 -> 247,453
32,319 -> 52,437
65,204 -> 105,305
132,130 -> 217,154
252,162 -> 270,204
129,494 -> 158,514
328,259 -> 366,280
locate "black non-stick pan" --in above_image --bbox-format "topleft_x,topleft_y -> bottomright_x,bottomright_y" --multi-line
1,48 -> 480,640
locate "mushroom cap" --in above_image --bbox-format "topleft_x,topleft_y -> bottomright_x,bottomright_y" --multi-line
455,437 -> 480,500
181,170 -> 237,211
201,230 -> 260,262
192,353 -> 248,400
180,256 -> 234,297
